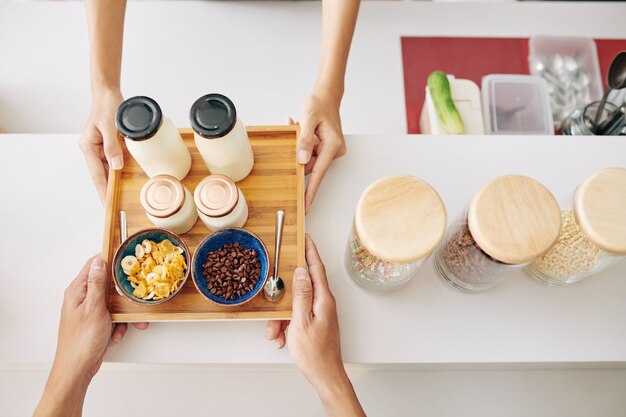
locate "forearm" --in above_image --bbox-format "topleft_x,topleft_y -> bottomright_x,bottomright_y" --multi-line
33,365 -> 90,417
85,0 -> 126,94
316,369 -> 366,417
315,0 -> 360,101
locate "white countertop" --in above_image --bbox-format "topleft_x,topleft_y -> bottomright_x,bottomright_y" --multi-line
1,1 -> 626,135
1,133 -> 625,365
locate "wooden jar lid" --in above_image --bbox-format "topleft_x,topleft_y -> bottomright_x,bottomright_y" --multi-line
468,175 -> 561,265
574,167 -> 626,255
354,175 -> 447,264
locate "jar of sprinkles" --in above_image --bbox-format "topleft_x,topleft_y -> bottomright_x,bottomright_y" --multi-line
435,175 -> 561,293
345,175 -> 447,293
527,168 -> 626,285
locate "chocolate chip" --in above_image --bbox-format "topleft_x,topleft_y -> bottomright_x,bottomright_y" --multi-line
202,242 -> 262,301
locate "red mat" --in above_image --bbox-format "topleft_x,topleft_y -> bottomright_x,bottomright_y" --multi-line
401,37 -> 626,133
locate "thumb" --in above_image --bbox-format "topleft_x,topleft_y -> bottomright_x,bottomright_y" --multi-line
292,267 -> 313,323
87,257 -> 109,304
103,125 -> 124,171
297,120 -> 315,165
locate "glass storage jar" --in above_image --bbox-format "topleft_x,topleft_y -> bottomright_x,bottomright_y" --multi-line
116,96 -> 191,180
561,101 -> 618,135
527,168 -> 626,285
435,175 -> 561,293
194,175 -> 249,232
140,175 -> 197,234
190,94 -> 254,182
345,175 -> 447,293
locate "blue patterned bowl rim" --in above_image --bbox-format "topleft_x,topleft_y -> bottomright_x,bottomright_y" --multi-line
111,228 -> 190,306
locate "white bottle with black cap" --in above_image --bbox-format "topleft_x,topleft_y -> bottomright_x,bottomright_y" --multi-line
190,93 -> 254,182
116,96 -> 191,180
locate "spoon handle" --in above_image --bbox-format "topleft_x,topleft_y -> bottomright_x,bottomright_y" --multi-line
273,210 -> 285,280
120,211 -> 127,242
593,88 -> 612,130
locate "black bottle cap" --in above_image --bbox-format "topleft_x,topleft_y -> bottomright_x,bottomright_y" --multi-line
190,93 -> 237,138
115,96 -> 163,141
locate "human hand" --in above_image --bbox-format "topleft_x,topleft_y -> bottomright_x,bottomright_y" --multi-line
265,237 -> 365,415
295,92 -> 347,213
34,257 -> 116,417
54,257 -> 114,381
54,256 -> 147,379
79,89 -> 124,204
266,236 -> 342,388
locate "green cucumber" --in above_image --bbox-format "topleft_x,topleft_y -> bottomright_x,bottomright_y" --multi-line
427,71 -> 465,134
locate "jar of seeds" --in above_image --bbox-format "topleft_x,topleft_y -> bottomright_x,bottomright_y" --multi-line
345,175 -> 446,293
435,175 -> 561,293
527,168 -> 626,285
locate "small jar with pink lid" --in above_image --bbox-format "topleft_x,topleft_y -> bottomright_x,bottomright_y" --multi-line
194,175 -> 249,232
140,175 -> 198,234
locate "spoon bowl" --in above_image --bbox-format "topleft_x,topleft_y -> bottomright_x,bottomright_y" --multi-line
264,210 -> 286,302
594,51 -> 626,128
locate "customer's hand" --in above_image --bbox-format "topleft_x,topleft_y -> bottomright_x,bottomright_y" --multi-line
55,257 -> 114,379
270,236 -> 343,387
295,92 -> 347,213
266,236 -> 365,416
79,89 -> 124,204
34,256 -> 138,417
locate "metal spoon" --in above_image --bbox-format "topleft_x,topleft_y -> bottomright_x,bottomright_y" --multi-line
593,51 -> 626,129
264,210 -> 285,302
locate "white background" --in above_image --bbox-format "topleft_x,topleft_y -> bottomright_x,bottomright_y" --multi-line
2,1 -> 626,416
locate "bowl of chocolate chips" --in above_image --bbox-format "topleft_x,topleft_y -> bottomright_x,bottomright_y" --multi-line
191,228 -> 269,306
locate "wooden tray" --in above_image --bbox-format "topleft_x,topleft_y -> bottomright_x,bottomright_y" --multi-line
102,126 -> 304,322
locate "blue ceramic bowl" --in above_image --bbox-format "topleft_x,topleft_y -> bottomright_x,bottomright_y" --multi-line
112,228 -> 190,305
191,228 -> 269,306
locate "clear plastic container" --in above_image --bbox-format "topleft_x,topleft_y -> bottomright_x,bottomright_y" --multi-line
435,175 -> 561,293
345,176 -> 446,293
481,74 -> 553,135
527,168 -> 626,285
116,96 -> 191,180
140,175 -> 198,235
190,94 -> 254,182
528,36 -> 603,126
194,175 -> 248,232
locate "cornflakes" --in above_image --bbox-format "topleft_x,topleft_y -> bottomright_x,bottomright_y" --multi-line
123,239 -> 186,301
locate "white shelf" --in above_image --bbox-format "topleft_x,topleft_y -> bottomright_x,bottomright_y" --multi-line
0,133 -> 624,364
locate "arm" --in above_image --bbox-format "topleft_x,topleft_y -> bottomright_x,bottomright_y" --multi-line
315,0 -> 360,104
297,0 -> 360,213
79,0 -> 127,203
86,0 -> 126,96
82,0 -> 149,340
34,368 -> 90,417
266,236 -> 366,417
34,257 -> 112,417
33,256 -> 146,416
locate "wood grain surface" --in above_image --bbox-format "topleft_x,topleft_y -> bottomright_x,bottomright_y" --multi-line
468,175 -> 561,265
102,126 -> 304,322
355,175 -> 446,264
574,167 -> 626,255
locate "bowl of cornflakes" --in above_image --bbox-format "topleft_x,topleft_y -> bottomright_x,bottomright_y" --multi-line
112,228 -> 190,305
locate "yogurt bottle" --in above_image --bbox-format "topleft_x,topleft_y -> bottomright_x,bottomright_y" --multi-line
190,94 -> 254,182
116,96 -> 191,180
140,175 -> 198,235
194,175 -> 249,232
